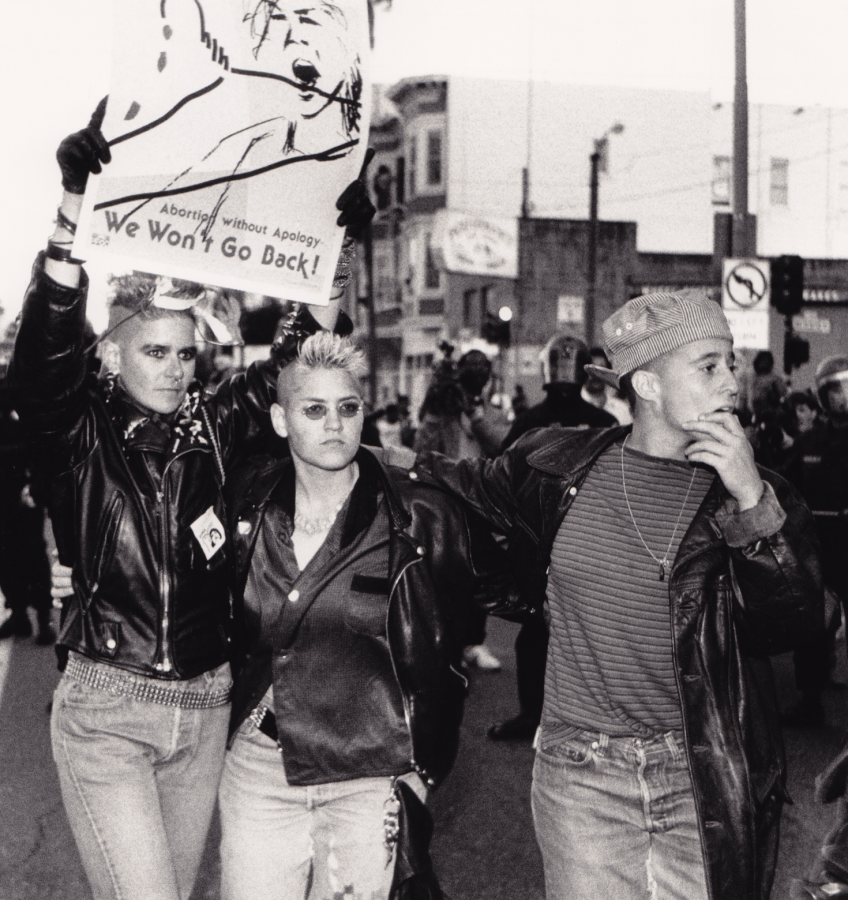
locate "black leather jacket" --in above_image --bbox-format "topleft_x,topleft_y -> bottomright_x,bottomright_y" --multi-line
413,425 -> 824,900
226,445 -> 514,789
10,257 -> 276,679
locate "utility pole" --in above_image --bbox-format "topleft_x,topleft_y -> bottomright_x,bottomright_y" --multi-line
732,0 -> 752,256
586,124 -> 623,347
586,149 -> 600,346
521,167 -> 531,219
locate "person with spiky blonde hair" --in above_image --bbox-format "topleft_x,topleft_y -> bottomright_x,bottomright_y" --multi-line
218,330 -> 512,900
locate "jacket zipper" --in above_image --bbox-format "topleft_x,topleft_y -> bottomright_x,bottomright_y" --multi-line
153,456 -> 181,674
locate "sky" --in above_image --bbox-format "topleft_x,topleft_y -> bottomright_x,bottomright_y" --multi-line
1,0 -> 847,331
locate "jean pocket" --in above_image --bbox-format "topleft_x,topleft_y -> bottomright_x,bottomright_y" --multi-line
538,737 -> 594,767
60,677 -> 127,709
238,716 -> 278,753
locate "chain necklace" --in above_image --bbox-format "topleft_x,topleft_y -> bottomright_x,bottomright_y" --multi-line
620,434 -> 697,582
293,503 -> 345,536
293,463 -> 358,536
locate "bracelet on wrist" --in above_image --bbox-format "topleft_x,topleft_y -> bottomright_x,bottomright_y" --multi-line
46,240 -> 84,265
55,207 -> 78,235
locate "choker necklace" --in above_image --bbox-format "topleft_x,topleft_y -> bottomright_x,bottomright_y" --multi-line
293,463 -> 358,536
293,503 -> 345,536
620,434 -> 697,582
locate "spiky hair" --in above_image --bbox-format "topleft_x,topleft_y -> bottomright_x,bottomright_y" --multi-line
298,331 -> 366,375
276,331 -> 367,398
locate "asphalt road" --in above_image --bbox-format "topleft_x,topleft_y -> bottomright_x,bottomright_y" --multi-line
1,613 -> 847,900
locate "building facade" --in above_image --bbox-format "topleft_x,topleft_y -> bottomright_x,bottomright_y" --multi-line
349,75 -> 848,415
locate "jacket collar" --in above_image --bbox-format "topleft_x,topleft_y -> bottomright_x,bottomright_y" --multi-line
238,445 -> 413,540
101,375 -> 211,456
357,447 -> 412,532
525,425 -> 630,477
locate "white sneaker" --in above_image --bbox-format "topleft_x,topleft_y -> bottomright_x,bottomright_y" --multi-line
463,644 -> 502,671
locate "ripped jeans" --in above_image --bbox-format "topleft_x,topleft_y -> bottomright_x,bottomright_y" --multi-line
219,718 -> 426,900
531,729 -> 709,900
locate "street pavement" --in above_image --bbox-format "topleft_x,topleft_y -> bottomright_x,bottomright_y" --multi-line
1,612 -> 847,899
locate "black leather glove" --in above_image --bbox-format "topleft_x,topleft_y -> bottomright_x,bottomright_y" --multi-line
56,97 -> 112,194
335,147 -> 376,240
270,304 -> 353,370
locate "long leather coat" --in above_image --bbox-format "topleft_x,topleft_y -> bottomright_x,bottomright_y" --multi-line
10,257 -> 275,678
226,445 -> 515,790
412,425 -> 823,900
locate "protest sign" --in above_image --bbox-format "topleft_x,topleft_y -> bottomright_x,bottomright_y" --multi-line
74,0 -> 371,305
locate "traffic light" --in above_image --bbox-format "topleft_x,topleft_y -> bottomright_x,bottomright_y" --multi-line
783,332 -> 810,375
771,255 -> 804,316
482,311 -> 510,347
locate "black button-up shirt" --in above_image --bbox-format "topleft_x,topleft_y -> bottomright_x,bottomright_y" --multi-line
243,460 -> 411,784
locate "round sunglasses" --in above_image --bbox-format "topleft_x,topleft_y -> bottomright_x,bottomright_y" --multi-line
300,401 -> 364,420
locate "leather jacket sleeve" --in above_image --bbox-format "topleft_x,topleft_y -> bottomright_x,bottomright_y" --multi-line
205,359 -> 279,467
9,254 -> 91,442
720,471 -> 824,656
413,440 -> 528,539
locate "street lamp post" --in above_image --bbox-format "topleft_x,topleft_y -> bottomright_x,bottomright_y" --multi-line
586,123 -> 624,346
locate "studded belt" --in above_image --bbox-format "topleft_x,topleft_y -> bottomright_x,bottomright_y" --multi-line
64,655 -> 232,709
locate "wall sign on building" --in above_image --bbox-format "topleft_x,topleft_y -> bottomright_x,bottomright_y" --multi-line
794,310 -> 832,335
432,211 -> 518,279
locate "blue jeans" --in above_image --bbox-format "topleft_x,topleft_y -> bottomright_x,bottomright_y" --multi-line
531,729 -> 709,900
51,660 -> 232,900
219,718 -> 426,900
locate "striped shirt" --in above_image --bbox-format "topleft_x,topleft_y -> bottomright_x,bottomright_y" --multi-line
540,440 -> 714,745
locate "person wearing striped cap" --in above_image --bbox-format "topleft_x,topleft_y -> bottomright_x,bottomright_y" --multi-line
404,291 -> 823,900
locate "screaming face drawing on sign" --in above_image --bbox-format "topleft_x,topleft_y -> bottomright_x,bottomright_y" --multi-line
93,0 -> 363,240
241,1 -> 362,136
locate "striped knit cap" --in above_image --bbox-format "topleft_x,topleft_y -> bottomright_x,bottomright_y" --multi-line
587,292 -> 733,388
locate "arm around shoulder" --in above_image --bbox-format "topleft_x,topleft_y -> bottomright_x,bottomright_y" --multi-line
205,358 -> 278,464
413,436 -> 531,537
